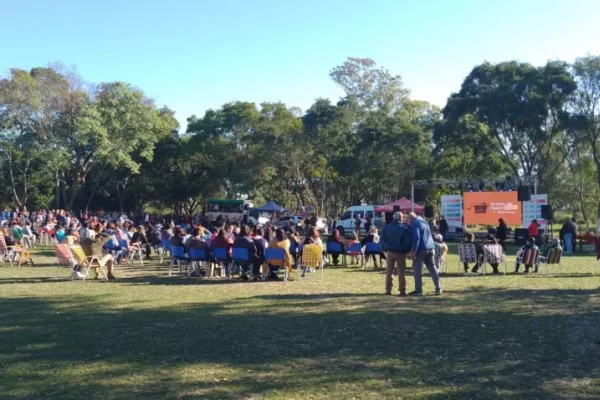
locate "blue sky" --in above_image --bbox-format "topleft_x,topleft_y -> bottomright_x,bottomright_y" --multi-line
2,0 -> 600,131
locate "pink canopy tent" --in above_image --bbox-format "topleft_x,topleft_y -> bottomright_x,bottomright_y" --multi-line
375,197 -> 424,213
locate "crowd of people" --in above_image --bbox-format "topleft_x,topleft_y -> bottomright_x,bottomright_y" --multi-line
0,206 -> 588,295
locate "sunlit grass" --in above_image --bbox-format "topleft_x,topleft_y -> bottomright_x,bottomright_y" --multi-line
0,245 -> 599,399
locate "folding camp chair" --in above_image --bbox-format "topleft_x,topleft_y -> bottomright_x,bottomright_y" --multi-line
483,243 -> 507,275
265,248 -> 289,282
0,232 -> 18,264
364,242 -> 383,269
458,242 -> 482,274
434,243 -> 447,274
232,247 -> 251,278
69,245 -> 108,281
326,242 -> 343,266
168,245 -> 188,276
515,247 -> 540,274
299,244 -> 324,281
0,233 -> 34,267
54,243 -> 78,279
538,247 -> 563,275
21,234 -> 36,249
121,239 -> 144,266
189,248 -> 210,278
344,243 -> 364,267
211,247 -> 229,278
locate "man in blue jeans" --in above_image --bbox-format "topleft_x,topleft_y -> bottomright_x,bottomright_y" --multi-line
406,212 -> 441,296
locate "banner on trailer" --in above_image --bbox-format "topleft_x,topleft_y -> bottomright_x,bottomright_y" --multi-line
463,192 -> 521,225
522,194 -> 548,229
441,195 -> 463,231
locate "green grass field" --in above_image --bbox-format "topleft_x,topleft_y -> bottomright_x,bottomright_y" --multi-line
1,246 -> 600,399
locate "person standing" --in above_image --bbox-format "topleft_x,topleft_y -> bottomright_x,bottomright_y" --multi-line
364,214 -> 372,234
438,216 -> 448,242
528,219 -> 540,244
380,212 -> 412,296
354,213 -> 362,238
496,218 -> 507,251
571,217 -> 578,253
406,212 -> 441,296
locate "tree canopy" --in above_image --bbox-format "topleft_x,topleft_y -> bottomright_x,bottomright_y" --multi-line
2,55 -> 600,223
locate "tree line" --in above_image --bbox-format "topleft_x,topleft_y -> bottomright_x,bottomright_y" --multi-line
1,56 -> 600,225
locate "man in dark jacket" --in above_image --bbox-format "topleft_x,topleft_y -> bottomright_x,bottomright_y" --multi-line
381,212 -> 412,296
233,225 -> 257,281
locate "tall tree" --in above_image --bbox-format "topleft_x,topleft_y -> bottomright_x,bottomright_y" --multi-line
441,61 -> 576,188
571,55 -> 600,216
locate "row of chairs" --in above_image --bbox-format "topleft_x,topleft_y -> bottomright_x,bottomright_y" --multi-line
323,242 -> 383,268
164,243 -> 325,281
457,243 -> 564,275
104,239 -> 145,266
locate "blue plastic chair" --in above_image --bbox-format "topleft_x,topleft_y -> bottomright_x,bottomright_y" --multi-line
120,239 -> 143,266
160,239 -> 171,264
189,248 -> 209,278
211,247 -> 230,278
232,247 -> 250,277
190,248 -> 207,261
345,243 -> 364,268
364,242 -> 383,269
266,248 -> 289,281
168,245 -> 188,276
326,242 -> 343,265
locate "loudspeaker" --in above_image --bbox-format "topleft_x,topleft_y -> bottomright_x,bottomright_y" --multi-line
393,205 -> 401,213
424,205 -> 434,218
517,185 -> 531,202
414,188 -> 426,203
514,228 -> 529,246
385,212 -> 393,224
541,205 -> 553,221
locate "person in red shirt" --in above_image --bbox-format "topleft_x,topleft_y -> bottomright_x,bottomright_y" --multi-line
528,219 -> 540,242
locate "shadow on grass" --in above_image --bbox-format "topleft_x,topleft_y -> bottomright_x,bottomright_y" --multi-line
1,286 -> 599,399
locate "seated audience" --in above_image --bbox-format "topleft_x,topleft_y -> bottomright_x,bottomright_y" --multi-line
232,225 -> 257,281
514,237 -> 539,273
326,228 -> 345,266
268,228 -> 292,281
462,232 -> 483,273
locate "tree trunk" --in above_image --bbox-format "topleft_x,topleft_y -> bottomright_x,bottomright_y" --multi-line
55,171 -> 60,210
86,183 -> 98,212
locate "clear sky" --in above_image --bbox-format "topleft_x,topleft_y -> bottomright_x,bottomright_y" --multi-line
2,0 -> 600,131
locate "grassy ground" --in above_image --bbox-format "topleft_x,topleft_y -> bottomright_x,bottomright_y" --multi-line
1,246 -> 600,399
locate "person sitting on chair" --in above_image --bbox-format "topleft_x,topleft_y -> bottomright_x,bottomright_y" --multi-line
347,233 -> 362,264
361,227 -> 385,268
268,228 -> 292,281
252,226 -> 268,281
514,237 -> 539,274
462,232 -> 483,273
131,225 -> 152,259
482,234 -> 501,274
233,225 -> 257,281
80,226 -> 116,280
326,228 -> 345,266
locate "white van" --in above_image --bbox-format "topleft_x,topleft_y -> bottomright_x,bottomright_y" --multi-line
335,205 -> 376,235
